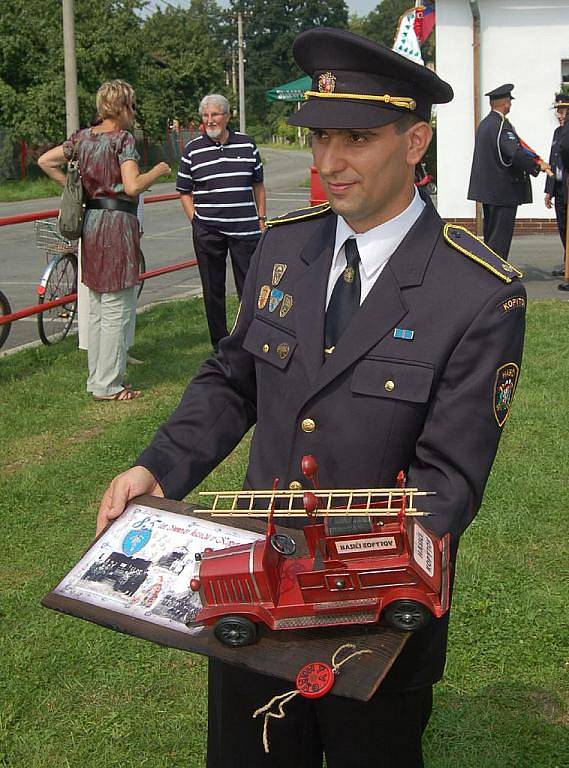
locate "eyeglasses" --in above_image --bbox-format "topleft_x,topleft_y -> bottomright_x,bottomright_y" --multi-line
202,112 -> 226,120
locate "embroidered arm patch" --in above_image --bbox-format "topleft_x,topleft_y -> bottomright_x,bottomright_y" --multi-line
494,363 -> 520,426
497,295 -> 526,315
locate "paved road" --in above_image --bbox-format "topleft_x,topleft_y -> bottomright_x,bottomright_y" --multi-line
1,148 -> 567,353
0,148 -> 312,352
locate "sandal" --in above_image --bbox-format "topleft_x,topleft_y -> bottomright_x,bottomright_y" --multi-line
93,388 -> 142,402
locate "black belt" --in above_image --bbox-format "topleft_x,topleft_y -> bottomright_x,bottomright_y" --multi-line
86,197 -> 138,216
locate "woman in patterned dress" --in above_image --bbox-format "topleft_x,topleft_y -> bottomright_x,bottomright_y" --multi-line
39,80 -> 170,401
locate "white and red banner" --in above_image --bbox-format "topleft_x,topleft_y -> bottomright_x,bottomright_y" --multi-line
392,3 -> 436,65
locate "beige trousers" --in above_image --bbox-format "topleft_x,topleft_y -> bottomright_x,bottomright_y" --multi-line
87,286 -> 137,397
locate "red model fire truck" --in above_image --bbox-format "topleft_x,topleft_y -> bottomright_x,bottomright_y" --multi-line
189,456 -> 450,647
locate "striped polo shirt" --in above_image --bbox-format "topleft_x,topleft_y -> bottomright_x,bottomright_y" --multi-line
176,129 -> 264,237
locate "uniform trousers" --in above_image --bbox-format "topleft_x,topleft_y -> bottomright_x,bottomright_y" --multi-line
192,218 -> 260,348
207,660 -> 433,768
553,192 -> 567,252
86,285 -> 137,397
482,204 -> 517,260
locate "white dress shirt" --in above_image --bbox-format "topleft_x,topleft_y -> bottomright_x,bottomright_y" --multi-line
326,188 -> 426,308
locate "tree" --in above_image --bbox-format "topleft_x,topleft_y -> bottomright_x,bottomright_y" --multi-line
227,0 -> 349,138
0,0 -> 144,143
137,1 -> 227,138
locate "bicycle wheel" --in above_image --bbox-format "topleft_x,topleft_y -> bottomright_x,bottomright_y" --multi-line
37,253 -> 78,345
0,289 -> 12,349
136,249 -> 146,299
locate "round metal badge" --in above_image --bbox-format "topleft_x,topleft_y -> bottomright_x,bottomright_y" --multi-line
295,661 -> 335,699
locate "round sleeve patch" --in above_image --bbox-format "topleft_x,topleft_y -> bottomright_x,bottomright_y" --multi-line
494,363 -> 520,426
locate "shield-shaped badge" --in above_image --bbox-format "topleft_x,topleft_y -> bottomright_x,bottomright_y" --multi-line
122,528 -> 152,556
258,285 -> 271,310
493,362 -> 519,426
269,288 -> 284,313
280,294 -> 293,317
272,263 -> 287,286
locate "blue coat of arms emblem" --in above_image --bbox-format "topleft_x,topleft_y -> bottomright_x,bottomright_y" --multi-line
122,528 -> 152,556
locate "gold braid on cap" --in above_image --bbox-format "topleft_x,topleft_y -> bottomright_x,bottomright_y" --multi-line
304,90 -> 417,111
555,101 -> 569,108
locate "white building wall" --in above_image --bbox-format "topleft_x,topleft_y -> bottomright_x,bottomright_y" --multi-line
436,0 -> 475,219
436,0 -> 569,220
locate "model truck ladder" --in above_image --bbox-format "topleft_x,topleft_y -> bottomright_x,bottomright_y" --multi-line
195,488 -> 433,517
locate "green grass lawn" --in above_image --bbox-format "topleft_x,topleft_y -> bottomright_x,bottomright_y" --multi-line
1,298 -> 567,767
0,174 -> 177,204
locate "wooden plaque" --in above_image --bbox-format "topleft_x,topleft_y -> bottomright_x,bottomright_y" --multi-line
42,495 -> 409,702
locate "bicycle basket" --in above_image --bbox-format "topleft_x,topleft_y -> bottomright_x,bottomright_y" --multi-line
35,218 -> 77,256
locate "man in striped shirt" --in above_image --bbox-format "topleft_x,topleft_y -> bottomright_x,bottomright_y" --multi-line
177,94 -> 266,350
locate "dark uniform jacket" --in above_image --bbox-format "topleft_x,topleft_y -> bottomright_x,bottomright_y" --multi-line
558,123 -> 569,182
468,110 -> 539,205
137,196 -> 526,691
545,125 -> 568,205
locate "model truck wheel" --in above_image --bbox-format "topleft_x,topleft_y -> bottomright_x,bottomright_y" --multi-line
384,600 -> 430,632
214,615 -> 258,647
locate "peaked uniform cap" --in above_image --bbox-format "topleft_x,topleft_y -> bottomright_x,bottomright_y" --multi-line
485,84 -> 515,100
288,27 -> 453,129
554,92 -> 569,107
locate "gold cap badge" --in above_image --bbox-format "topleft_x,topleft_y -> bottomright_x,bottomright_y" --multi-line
318,72 -> 336,94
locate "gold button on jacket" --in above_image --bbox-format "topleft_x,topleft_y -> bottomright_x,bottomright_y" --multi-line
301,418 -> 316,433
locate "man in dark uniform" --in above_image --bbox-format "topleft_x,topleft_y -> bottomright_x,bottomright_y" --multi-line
468,84 -> 549,259
546,93 -> 569,286
98,29 -> 526,768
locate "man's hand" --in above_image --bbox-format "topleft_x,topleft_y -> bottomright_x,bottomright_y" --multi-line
538,159 -> 553,176
545,193 -> 553,209
96,466 -> 164,536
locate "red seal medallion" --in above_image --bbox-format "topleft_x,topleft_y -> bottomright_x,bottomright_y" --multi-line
295,661 -> 335,698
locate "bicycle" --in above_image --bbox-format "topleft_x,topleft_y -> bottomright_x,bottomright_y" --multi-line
34,219 -> 146,346
0,288 -> 12,349
35,219 -> 79,345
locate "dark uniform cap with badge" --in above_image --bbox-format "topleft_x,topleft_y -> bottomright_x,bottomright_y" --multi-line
287,27 -> 453,130
485,84 -> 515,100
554,92 -> 569,108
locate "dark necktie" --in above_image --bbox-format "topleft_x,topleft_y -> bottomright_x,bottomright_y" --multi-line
324,237 -> 361,353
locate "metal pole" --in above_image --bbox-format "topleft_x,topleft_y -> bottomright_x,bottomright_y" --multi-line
470,1 -> 483,237
62,0 -> 80,136
232,46 -> 237,97
238,11 -> 246,132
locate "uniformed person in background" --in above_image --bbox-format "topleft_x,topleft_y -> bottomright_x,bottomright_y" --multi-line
97,29 -> 526,768
468,84 -> 550,259
545,93 -> 569,280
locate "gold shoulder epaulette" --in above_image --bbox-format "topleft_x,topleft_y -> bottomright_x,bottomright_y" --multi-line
443,224 -> 523,283
266,202 -> 332,228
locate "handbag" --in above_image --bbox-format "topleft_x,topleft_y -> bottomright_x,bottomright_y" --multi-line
57,143 -> 85,240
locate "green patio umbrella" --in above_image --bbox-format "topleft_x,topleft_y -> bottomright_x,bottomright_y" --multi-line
265,75 -> 311,102
266,76 -> 311,145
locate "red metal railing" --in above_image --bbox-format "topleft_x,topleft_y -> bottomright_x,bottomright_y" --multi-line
0,193 -> 197,328
0,192 -> 179,228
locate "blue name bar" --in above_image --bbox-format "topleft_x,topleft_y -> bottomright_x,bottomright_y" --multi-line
393,328 -> 414,340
